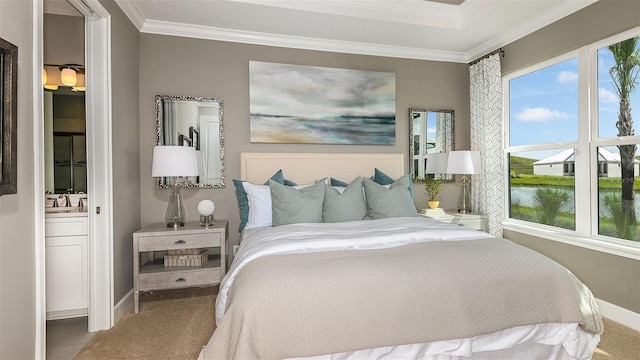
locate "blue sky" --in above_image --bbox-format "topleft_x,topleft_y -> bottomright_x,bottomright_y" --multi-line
509,41 -> 639,160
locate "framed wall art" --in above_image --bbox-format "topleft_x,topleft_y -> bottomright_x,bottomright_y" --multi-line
249,61 -> 396,145
0,37 -> 17,196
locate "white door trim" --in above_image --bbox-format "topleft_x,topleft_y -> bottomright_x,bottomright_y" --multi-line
33,1 -> 46,358
34,1 -> 114,357
84,0 -> 114,333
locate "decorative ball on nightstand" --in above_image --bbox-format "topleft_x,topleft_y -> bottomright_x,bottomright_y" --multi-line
197,200 -> 215,226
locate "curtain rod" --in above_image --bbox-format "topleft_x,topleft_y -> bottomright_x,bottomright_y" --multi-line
468,48 -> 505,66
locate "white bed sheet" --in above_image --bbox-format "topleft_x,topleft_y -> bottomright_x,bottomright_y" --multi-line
213,217 -> 600,360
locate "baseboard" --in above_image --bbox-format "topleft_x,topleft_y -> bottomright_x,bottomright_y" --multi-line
596,298 -> 640,332
114,289 -> 134,324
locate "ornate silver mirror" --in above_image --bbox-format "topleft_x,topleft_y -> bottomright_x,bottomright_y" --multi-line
409,108 -> 455,182
155,95 -> 225,188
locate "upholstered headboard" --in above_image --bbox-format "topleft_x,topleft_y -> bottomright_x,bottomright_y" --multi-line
240,153 -> 405,184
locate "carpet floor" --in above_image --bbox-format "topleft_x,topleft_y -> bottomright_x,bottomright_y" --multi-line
75,287 -> 639,360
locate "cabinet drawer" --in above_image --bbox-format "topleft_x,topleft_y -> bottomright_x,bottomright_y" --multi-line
138,268 -> 221,290
453,218 -> 486,231
45,217 -> 88,237
138,232 -> 221,251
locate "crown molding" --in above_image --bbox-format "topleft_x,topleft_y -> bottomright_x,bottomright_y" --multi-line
114,0 -> 145,30
141,20 -> 469,62
116,0 -> 597,63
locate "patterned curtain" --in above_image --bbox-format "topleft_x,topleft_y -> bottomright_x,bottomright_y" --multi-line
469,53 -> 503,237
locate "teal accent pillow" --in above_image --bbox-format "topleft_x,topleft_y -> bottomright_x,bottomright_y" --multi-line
330,178 -> 349,187
363,175 -> 418,219
323,177 -> 367,223
233,170 -> 285,233
270,180 -> 326,227
370,168 -> 415,199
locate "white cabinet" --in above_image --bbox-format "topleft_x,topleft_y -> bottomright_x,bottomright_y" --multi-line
45,215 -> 89,320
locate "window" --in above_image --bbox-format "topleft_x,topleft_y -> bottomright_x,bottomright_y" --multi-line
504,30 -> 640,250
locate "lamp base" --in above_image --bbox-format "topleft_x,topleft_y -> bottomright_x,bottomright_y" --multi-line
165,180 -> 187,228
457,175 -> 473,214
167,221 -> 185,228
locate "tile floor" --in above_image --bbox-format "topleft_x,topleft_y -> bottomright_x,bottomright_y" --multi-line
46,317 -> 95,359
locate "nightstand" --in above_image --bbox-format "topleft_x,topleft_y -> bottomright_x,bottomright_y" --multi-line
419,210 -> 488,232
132,221 -> 228,313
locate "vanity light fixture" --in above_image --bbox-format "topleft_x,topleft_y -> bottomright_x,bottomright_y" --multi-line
152,146 -> 198,228
60,66 -> 77,87
43,64 -> 86,91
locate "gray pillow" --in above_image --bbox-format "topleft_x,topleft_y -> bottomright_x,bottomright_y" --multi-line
323,177 -> 367,223
270,180 -> 326,226
363,175 -> 418,219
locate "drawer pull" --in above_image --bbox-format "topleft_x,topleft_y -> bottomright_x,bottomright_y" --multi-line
175,240 -> 186,244
176,278 -> 186,282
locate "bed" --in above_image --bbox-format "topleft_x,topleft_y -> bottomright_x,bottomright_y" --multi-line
199,153 -> 602,360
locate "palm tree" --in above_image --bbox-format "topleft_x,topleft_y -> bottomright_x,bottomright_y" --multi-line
608,37 -> 640,239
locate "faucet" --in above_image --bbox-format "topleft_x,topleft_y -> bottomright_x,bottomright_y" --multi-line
59,193 -> 72,207
47,196 -> 59,207
78,196 -> 87,208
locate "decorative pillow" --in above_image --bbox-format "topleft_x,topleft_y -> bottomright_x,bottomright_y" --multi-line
330,178 -> 349,187
323,177 -> 367,223
270,180 -> 326,227
363,175 -> 418,219
242,182 -> 276,229
233,170 -> 285,233
371,168 -> 415,199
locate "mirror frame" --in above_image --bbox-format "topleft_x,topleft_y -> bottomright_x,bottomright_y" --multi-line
0,38 -> 17,196
155,94 -> 225,189
408,108 -> 455,183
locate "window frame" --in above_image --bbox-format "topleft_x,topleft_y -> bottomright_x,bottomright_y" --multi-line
502,27 -> 640,261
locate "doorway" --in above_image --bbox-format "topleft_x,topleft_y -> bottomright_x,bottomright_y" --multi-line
36,0 -> 113,358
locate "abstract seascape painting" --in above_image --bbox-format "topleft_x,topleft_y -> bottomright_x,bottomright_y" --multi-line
249,61 -> 396,144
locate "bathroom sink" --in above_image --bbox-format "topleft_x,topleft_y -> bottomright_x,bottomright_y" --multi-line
45,207 -> 86,213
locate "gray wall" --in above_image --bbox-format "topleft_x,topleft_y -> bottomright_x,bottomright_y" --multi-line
99,0 -> 142,306
501,0 -> 640,314
138,34 -> 470,252
0,1 -> 37,358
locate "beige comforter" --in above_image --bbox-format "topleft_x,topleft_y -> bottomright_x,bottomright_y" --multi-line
202,237 -> 602,360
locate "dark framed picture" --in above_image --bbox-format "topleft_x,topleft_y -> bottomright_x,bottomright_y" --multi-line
0,37 -> 17,196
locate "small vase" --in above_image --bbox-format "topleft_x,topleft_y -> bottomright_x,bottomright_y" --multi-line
427,200 -> 439,209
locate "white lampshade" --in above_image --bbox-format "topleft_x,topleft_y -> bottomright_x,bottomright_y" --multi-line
425,152 -> 449,174
446,151 -> 481,175
60,67 -> 77,87
152,146 -> 198,177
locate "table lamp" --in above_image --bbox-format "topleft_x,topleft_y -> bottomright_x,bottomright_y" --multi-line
446,150 -> 481,213
152,146 -> 198,228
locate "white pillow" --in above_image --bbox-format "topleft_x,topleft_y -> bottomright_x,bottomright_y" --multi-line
243,181 -> 315,229
242,182 -> 273,229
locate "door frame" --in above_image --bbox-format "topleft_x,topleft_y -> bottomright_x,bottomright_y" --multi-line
35,0 -> 113,357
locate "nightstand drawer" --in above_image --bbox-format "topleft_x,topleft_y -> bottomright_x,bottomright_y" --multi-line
452,218 -> 485,230
138,233 -> 221,251
138,268 -> 221,290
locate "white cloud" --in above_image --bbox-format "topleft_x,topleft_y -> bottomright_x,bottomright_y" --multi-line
515,107 -> 570,122
599,87 -> 618,104
557,71 -> 578,84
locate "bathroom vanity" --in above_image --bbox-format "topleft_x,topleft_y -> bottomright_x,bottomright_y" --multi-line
45,211 -> 88,319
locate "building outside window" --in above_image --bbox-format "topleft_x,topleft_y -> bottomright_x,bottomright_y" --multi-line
504,29 -> 640,247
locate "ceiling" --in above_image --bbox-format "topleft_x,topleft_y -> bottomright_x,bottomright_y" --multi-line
100,0 -> 599,63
